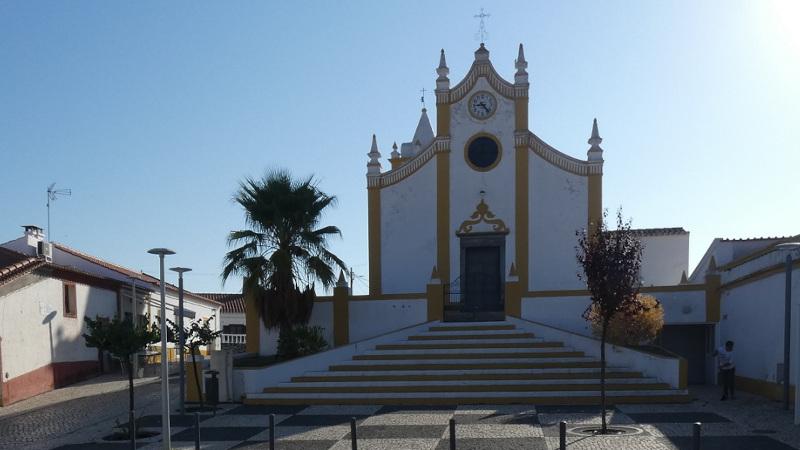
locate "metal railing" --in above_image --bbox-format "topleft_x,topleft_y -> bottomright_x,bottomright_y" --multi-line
221,334 -> 246,345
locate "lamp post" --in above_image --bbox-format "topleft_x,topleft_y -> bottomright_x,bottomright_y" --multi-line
148,248 -> 175,450
170,267 -> 191,416
776,242 -> 800,413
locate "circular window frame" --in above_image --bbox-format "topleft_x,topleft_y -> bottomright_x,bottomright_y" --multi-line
467,90 -> 498,121
464,133 -> 502,172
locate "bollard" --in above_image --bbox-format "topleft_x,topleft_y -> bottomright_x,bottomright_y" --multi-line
269,414 -> 275,450
692,422 -> 702,450
449,418 -> 456,450
559,420 -> 566,450
129,409 -> 136,450
194,412 -> 201,450
350,417 -> 358,450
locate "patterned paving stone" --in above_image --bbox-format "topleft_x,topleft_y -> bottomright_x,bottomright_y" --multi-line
362,413 -> 453,425
453,424 -> 543,438
665,435 -> 798,449
225,405 -> 307,415
250,425 -> 350,441
375,405 -> 458,414
171,426 -> 262,442
330,438 -> 438,450
538,411 -> 634,426
299,405 -> 382,416
233,441 -> 336,450
200,413 -> 291,427
455,405 -> 538,415
344,424 -> 447,439
435,437 -> 549,449
453,411 -> 539,425
278,414 -> 367,427
626,412 -> 731,423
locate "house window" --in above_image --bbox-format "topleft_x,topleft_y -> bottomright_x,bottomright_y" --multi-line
63,283 -> 77,318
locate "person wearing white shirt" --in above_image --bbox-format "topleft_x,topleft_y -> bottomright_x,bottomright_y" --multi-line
714,340 -> 735,400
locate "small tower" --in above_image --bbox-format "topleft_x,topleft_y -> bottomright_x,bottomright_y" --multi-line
474,42 -> 490,63
367,134 -> 382,175
436,49 -> 450,90
389,142 -> 403,170
587,118 -> 604,162
515,43 -> 528,85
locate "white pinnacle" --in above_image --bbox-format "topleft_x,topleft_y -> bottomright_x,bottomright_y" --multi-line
515,43 -> 528,84
367,134 -> 382,174
436,49 -> 450,90
587,118 -> 604,162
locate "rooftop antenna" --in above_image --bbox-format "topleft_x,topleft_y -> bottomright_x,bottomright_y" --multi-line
474,7 -> 491,43
47,182 -> 71,242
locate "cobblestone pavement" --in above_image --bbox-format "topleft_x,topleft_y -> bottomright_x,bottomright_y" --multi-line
6,382 -> 800,449
0,374 -> 178,450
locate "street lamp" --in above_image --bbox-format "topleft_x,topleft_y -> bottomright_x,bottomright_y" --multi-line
170,267 -> 191,416
775,242 -> 800,413
148,248 -> 175,450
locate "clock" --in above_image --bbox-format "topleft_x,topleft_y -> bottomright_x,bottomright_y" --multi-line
468,91 -> 497,120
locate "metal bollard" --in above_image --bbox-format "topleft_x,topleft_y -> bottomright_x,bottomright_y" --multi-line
350,417 -> 358,450
692,422 -> 702,450
129,409 -> 136,450
449,418 -> 456,450
559,420 -> 566,450
194,412 -> 201,450
269,414 -> 275,450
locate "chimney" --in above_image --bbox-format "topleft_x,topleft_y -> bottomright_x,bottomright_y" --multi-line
22,225 -> 45,248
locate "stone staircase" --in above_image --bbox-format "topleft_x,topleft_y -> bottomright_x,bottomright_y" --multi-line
244,321 -> 689,405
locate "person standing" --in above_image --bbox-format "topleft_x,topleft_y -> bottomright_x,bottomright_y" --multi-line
715,340 -> 735,400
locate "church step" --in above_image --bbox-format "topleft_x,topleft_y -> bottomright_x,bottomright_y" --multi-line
329,358 -> 601,372
352,349 -> 584,360
292,368 -> 644,383
268,377 -> 667,392
428,324 -> 516,332
375,339 -> 562,350
408,331 -> 535,340
244,390 -> 691,405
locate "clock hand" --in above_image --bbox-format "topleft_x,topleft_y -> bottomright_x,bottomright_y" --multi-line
480,103 -> 490,113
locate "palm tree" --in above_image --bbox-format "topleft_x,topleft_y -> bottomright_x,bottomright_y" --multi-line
222,170 -> 346,336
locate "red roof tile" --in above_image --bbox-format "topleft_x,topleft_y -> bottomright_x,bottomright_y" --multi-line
196,293 -> 245,314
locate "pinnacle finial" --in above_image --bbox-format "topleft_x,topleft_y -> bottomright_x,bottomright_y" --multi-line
390,141 -> 399,159
367,134 -> 382,174
515,43 -> 528,84
436,49 -> 450,89
587,118 -> 603,161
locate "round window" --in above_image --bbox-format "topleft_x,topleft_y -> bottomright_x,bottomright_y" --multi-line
466,135 -> 500,171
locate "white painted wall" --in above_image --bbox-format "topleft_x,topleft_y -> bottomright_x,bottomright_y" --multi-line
348,299 -> 426,342
521,296 -> 592,336
529,153 -> 588,291
380,159 -> 437,294
449,78 -> 517,283
0,277 -> 117,379
719,266 -> 800,387
258,301 -> 334,356
640,234 -> 690,286
648,289 -> 707,324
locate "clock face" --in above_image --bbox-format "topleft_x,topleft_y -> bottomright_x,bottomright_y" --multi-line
468,91 -> 497,120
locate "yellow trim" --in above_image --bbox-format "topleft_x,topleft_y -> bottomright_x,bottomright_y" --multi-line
436,151 -> 450,285
352,351 -> 583,361
330,361 -> 602,371
409,332 -> 534,341
244,394 -> 689,406
678,357 -> 688,389
349,293 -> 427,301
464,133 -> 502,172
292,371 -> 641,383
588,173 -> 602,234
389,156 -> 410,170
265,383 -> 670,394
705,272 -> 721,322
332,285 -> 349,346
515,145 -> 529,291
436,102 -> 450,137
455,199 -> 510,236
515,96 -> 528,132
736,375 -> 795,402
429,324 -> 514,331
426,282 -> 443,321
525,284 -> 707,298
718,236 -> 799,271
505,280 -> 522,317
375,341 -> 563,350
721,259 -> 800,290
368,187 -> 381,295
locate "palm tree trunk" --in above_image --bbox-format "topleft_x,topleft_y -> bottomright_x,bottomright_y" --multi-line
600,319 -> 608,434
191,345 -> 203,410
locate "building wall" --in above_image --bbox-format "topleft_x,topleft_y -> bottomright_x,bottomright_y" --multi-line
529,153 -> 588,291
640,234 -> 690,286
380,160 -> 437,294
448,78 -> 517,284
0,277 -> 117,405
349,299 -> 426,342
258,301 -> 334,356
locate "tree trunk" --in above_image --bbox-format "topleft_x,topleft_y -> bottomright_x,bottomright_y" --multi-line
600,319 -> 608,434
191,345 -> 203,410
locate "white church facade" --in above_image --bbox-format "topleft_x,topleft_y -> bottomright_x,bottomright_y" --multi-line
238,43 -> 800,405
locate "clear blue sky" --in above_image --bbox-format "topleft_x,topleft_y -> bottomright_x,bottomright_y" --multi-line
1,1 -> 798,294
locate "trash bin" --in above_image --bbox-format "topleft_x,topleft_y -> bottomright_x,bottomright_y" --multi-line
204,370 -> 219,407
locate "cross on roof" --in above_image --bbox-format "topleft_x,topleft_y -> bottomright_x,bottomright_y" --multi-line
474,8 -> 490,43
420,87 -> 426,108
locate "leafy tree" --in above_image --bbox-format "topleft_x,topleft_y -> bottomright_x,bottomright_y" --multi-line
276,324 -> 328,360
83,316 -> 160,419
576,209 -> 644,434
167,317 -> 221,410
221,170 -> 346,341
588,294 -> 664,346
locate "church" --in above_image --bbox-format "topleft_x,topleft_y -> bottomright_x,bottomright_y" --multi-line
238,42 -> 800,405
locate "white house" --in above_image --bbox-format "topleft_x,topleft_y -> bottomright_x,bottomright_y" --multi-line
0,246 -> 121,405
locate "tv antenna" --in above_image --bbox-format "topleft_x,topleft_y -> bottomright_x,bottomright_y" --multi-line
47,183 -> 71,242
